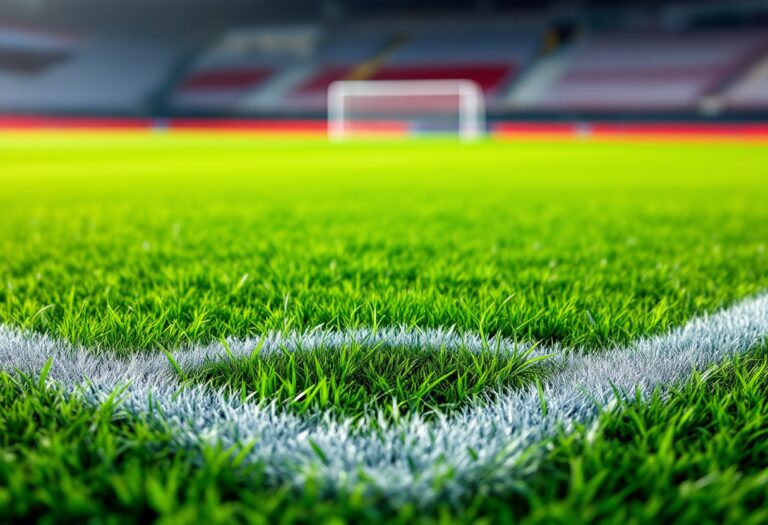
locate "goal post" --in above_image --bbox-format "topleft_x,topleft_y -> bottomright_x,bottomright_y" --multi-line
328,80 -> 486,142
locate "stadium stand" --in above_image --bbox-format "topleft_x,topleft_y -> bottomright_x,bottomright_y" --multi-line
285,25 -> 396,110
172,26 -> 322,112
290,18 -> 541,111
518,29 -> 768,112
366,30 -> 535,93
0,25 -> 76,74
725,50 -> 768,110
3,10 -> 768,117
0,27 -> 180,113
173,16 -> 543,113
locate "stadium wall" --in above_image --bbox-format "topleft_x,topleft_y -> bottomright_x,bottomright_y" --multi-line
2,115 -> 768,142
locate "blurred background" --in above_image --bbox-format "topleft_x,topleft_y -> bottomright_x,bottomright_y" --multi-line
0,0 -> 767,124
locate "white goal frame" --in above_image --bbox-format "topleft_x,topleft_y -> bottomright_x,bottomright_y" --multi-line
328,80 -> 485,142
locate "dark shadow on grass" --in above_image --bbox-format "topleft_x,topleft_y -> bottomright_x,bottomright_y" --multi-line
181,342 -> 550,422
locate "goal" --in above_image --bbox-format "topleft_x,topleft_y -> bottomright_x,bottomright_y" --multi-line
328,80 -> 485,142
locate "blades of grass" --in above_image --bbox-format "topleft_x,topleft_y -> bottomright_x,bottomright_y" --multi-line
163,350 -> 187,382
307,439 -> 329,466
37,356 -> 54,389
248,334 -> 267,362
535,378 -> 548,417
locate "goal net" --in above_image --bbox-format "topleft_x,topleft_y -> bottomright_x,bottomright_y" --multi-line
328,80 -> 485,142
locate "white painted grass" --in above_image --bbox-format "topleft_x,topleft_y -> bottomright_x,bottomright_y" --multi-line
1,294 -> 768,506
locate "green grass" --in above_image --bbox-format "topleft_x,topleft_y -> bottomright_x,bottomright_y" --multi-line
2,133 -> 768,523
1,135 -> 767,353
513,344 -> 768,525
3,345 -> 767,524
0,367 -> 295,525
186,341 -> 545,420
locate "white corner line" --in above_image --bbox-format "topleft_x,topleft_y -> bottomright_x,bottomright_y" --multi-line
1,294 -> 767,505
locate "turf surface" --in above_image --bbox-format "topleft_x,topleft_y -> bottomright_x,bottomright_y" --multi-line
3,346 -> 768,524
1,133 -> 768,523
186,340 -> 544,420
1,134 -> 767,353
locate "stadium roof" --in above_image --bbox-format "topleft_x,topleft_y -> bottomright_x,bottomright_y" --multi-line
0,0 -> 760,35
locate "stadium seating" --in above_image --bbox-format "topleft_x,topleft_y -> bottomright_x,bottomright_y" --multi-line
165,22 -> 768,114
0,26 -> 75,74
725,51 -> 768,110
3,18 -> 768,116
291,20 -> 540,110
172,26 -> 322,112
366,65 -> 511,91
284,25 -> 399,110
371,29 -> 534,94
173,65 -> 277,110
522,30 -> 768,111
0,27 -> 180,113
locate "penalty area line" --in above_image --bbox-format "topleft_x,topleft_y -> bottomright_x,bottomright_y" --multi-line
0,294 -> 767,505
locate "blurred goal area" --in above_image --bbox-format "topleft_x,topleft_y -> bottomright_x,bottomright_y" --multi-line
327,80 -> 485,141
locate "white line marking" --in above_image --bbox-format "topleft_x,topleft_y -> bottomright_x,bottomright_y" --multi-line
1,295 -> 767,506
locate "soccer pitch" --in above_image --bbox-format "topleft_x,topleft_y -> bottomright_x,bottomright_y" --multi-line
2,133 -> 768,523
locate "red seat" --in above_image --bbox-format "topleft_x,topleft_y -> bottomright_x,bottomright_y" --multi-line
294,63 -> 513,95
180,68 -> 273,91
370,64 -> 513,92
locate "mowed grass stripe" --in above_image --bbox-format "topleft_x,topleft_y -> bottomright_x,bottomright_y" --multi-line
1,136 -> 767,352
1,292 -> 767,507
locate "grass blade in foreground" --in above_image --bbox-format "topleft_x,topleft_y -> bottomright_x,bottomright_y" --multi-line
1,292 -> 767,506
